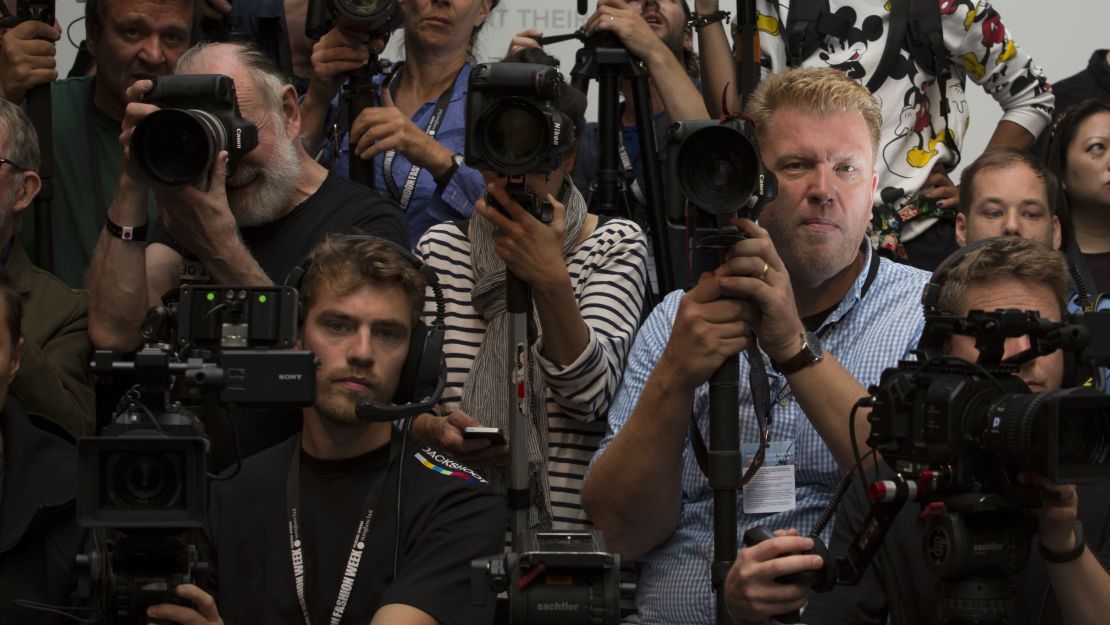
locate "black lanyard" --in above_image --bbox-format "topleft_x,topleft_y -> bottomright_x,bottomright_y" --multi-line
382,66 -> 461,210
286,435 -> 396,625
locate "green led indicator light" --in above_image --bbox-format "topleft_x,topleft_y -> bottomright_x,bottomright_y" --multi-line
259,295 -> 268,303
206,292 -> 215,301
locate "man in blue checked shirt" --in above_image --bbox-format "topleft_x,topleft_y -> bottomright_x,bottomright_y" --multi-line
582,67 -> 932,625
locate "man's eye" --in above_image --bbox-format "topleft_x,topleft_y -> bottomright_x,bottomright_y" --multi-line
836,164 -> 858,173
326,321 -> 350,333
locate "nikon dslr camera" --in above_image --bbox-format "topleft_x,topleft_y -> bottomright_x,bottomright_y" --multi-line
131,74 -> 259,191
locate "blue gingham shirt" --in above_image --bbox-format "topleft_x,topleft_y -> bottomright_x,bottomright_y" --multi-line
316,62 -> 485,244
591,245 -> 930,625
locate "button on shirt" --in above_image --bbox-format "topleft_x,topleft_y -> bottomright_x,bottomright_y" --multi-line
590,245 -> 930,625
317,62 -> 485,244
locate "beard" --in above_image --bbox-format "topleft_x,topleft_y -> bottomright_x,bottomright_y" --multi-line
313,368 -> 383,427
226,113 -> 302,227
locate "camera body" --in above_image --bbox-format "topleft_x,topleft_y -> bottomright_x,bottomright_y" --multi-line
305,0 -> 399,40
868,310 -> 1110,490
666,116 -> 776,247
16,0 -> 53,23
466,62 -> 577,178
472,530 -> 620,625
131,74 -> 259,191
466,62 -> 579,223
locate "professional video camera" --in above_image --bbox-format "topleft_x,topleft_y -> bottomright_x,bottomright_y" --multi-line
130,74 -> 259,192
472,530 -> 620,625
666,115 -> 776,248
77,285 -> 316,624
465,62 -> 579,223
745,308 -> 1110,625
305,0 -> 399,39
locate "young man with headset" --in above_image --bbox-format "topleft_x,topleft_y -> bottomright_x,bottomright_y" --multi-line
147,235 -> 505,625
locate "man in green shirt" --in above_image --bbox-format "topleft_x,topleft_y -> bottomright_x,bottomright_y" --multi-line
0,0 -> 195,288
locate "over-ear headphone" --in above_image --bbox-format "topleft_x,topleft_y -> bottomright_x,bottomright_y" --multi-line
284,235 -> 446,421
918,237 -> 1097,388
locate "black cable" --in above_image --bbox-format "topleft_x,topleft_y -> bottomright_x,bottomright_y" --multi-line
65,15 -> 85,48
10,600 -> 98,623
208,403 -> 242,481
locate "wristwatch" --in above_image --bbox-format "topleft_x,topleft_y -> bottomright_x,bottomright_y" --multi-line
433,153 -> 463,190
772,331 -> 823,375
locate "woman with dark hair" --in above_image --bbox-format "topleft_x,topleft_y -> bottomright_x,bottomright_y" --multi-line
1045,98 -> 1110,295
301,0 -> 498,243
413,48 -> 651,531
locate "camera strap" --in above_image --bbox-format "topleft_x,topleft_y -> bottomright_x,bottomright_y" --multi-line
286,434 -> 397,625
617,140 -> 646,206
382,67 -> 461,211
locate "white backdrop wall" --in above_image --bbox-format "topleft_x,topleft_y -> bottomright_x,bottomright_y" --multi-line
49,1 -> 1110,177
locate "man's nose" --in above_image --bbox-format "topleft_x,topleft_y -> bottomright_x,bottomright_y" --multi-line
347,329 -> 375,365
1002,209 -> 1023,237
806,165 -> 836,206
137,36 -> 168,67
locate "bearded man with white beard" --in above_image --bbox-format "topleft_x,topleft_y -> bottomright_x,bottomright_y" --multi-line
86,41 -> 407,466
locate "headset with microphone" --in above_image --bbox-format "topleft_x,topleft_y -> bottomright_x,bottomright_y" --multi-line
284,234 -> 447,422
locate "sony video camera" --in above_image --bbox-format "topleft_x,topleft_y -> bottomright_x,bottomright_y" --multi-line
130,74 -> 259,191
472,530 -> 620,625
77,285 -> 316,624
305,0 -> 399,39
465,62 -> 578,223
666,115 -> 776,247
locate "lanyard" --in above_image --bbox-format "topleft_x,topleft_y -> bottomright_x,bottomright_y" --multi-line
382,66 -> 461,210
617,137 -> 647,206
286,435 -> 396,625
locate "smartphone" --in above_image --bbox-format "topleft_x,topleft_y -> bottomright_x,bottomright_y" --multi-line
462,426 -> 506,445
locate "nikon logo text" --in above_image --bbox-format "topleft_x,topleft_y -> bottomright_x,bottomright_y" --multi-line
278,374 -> 303,381
552,122 -> 562,145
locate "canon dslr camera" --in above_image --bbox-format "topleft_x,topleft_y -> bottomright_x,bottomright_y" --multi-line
131,74 -> 259,191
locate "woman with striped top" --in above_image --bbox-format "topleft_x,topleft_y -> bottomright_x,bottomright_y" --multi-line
411,49 -> 650,531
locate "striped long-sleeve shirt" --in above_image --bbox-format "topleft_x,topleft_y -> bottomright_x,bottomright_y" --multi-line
417,217 -> 649,528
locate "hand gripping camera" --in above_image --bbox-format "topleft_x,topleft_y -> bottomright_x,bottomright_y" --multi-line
130,74 -> 259,191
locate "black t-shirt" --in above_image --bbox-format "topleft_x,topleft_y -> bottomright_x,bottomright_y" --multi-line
208,430 -> 505,625
1082,251 -> 1110,297
804,463 -> 1110,625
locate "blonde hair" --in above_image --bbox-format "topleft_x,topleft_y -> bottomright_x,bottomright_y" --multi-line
300,236 -> 427,323
745,67 -> 882,157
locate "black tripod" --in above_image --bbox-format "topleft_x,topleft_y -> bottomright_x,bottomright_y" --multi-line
565,32 -> 675,296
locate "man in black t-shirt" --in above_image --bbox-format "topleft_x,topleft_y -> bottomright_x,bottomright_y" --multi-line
148,236 -> 505,625
86,40 -> 408,355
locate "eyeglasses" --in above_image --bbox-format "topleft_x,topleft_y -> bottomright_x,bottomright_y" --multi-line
0,158 -> 28,172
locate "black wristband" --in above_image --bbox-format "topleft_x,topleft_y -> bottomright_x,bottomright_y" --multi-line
1039,521 -> 1085,564
433,153 -> 463,191
105,217 -> 148,242
687,10 -> 730,32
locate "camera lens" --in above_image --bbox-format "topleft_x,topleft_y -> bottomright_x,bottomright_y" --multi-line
334,0 -> 394,26
984,390 -> 1110,480
109,451 -> 183,509
479,101 -> 547,175
131,109 -> 226,190
676,124 -> 761,215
